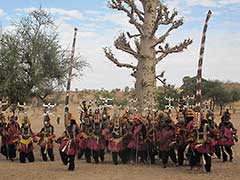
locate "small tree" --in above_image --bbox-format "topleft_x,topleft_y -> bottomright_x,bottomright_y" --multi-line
200,80 -> 233,114
227,89 -> 240,113
180,76 -> 208,99
0,8 -> 88,104
215,89 -> 231,115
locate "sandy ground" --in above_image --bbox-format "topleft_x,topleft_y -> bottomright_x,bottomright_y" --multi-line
0,106 -> 240,180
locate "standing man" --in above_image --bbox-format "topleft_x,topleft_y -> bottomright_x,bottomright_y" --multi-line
18,120 -> 36,163
38,115 -> 56,161
219,114 -> 238,162
191,116 -> 215,173
6,115 -> 20,161
0,112 -> 8,159
108,113 -> 123,165
145,115 -> 158,164
175,111 -> 187,166
127,116 -> 147,164
158,116 -> 177,168
88,109 -> 106,164
59,118 -> 80,171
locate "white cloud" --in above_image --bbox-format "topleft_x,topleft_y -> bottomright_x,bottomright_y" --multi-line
102,12 -> 132,28
55,21 -> 97,48
219,0 -> 240,5
184,0 -> 240,7
48,8 -> 82,19
0,9 -> 5,17
83,10 -> 99,15
16,7 -> 36,13
186,0 -> 218,7
165,0 -> 192,15
16,7 -> 83,20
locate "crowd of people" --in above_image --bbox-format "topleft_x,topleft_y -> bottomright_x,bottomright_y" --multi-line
0,101 -> 238,173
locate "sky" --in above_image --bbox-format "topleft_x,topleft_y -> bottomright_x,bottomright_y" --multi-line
0,0 -> 240,90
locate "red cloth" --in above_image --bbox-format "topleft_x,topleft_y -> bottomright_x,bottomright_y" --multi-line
186,120 -> 196,131
158,128 -> 175,152
88,136 -> 106,151
175,123 -> 187,146
127,124 -> 145,151
219,127 -> 235,146
108,138 -> 123,152
37,133 -> 56,149
59,139 -> 78,156
7,122 -> 20,144
191,139 -> 215,154
76,132 -> 88,149
102,128 -> 110,141
19,132 -> 36,153
18,143 -> 34,153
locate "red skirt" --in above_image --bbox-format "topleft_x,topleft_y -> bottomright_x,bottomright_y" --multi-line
59,140 -> 77,156
19,143 -> 34,153
108,138 -> 123,152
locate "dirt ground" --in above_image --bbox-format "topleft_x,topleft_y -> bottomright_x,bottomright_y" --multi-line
0,105 -> 240,180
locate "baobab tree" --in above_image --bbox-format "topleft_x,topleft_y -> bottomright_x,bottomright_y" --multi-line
104,0 -> 192,113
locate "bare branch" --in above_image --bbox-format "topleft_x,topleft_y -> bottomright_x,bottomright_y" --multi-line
160,7 -> 178,25
156,38 -> 192,64
151,4 -> 164,36
114,33 -> 139,58
152,4 -> 179,36
153,18 -> 184,46
131,69 -> 137,78
103,47 -> 137,70
134,38 -> 141,52
156,71 -> 165,78
127,32 -> 141,38
156,76 -> 166,85
156,71 -> 166,84
123,0 -> 144,22
108,0 -> 143,34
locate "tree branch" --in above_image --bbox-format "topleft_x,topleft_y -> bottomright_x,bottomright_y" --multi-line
103,47 -> 137,70
156,71 -> 166,84
123,0 -> 144,22
156,39 -> 192,64
108,0 -> 143,34
127,32 -> 141,39
153,18 -> 184,47
156,76 -> 166,85
131,69 -> 137,78
152,4 -> 179,36
114,33 -> 139,58
156,71 -> 165,78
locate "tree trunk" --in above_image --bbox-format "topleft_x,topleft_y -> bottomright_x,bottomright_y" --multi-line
219,105 -> 223,116
135,1 -> 157,113
135,50 -> 156,113
210,99 -> 213,111
232,102 -> 236,114
212,101 -> 215,111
